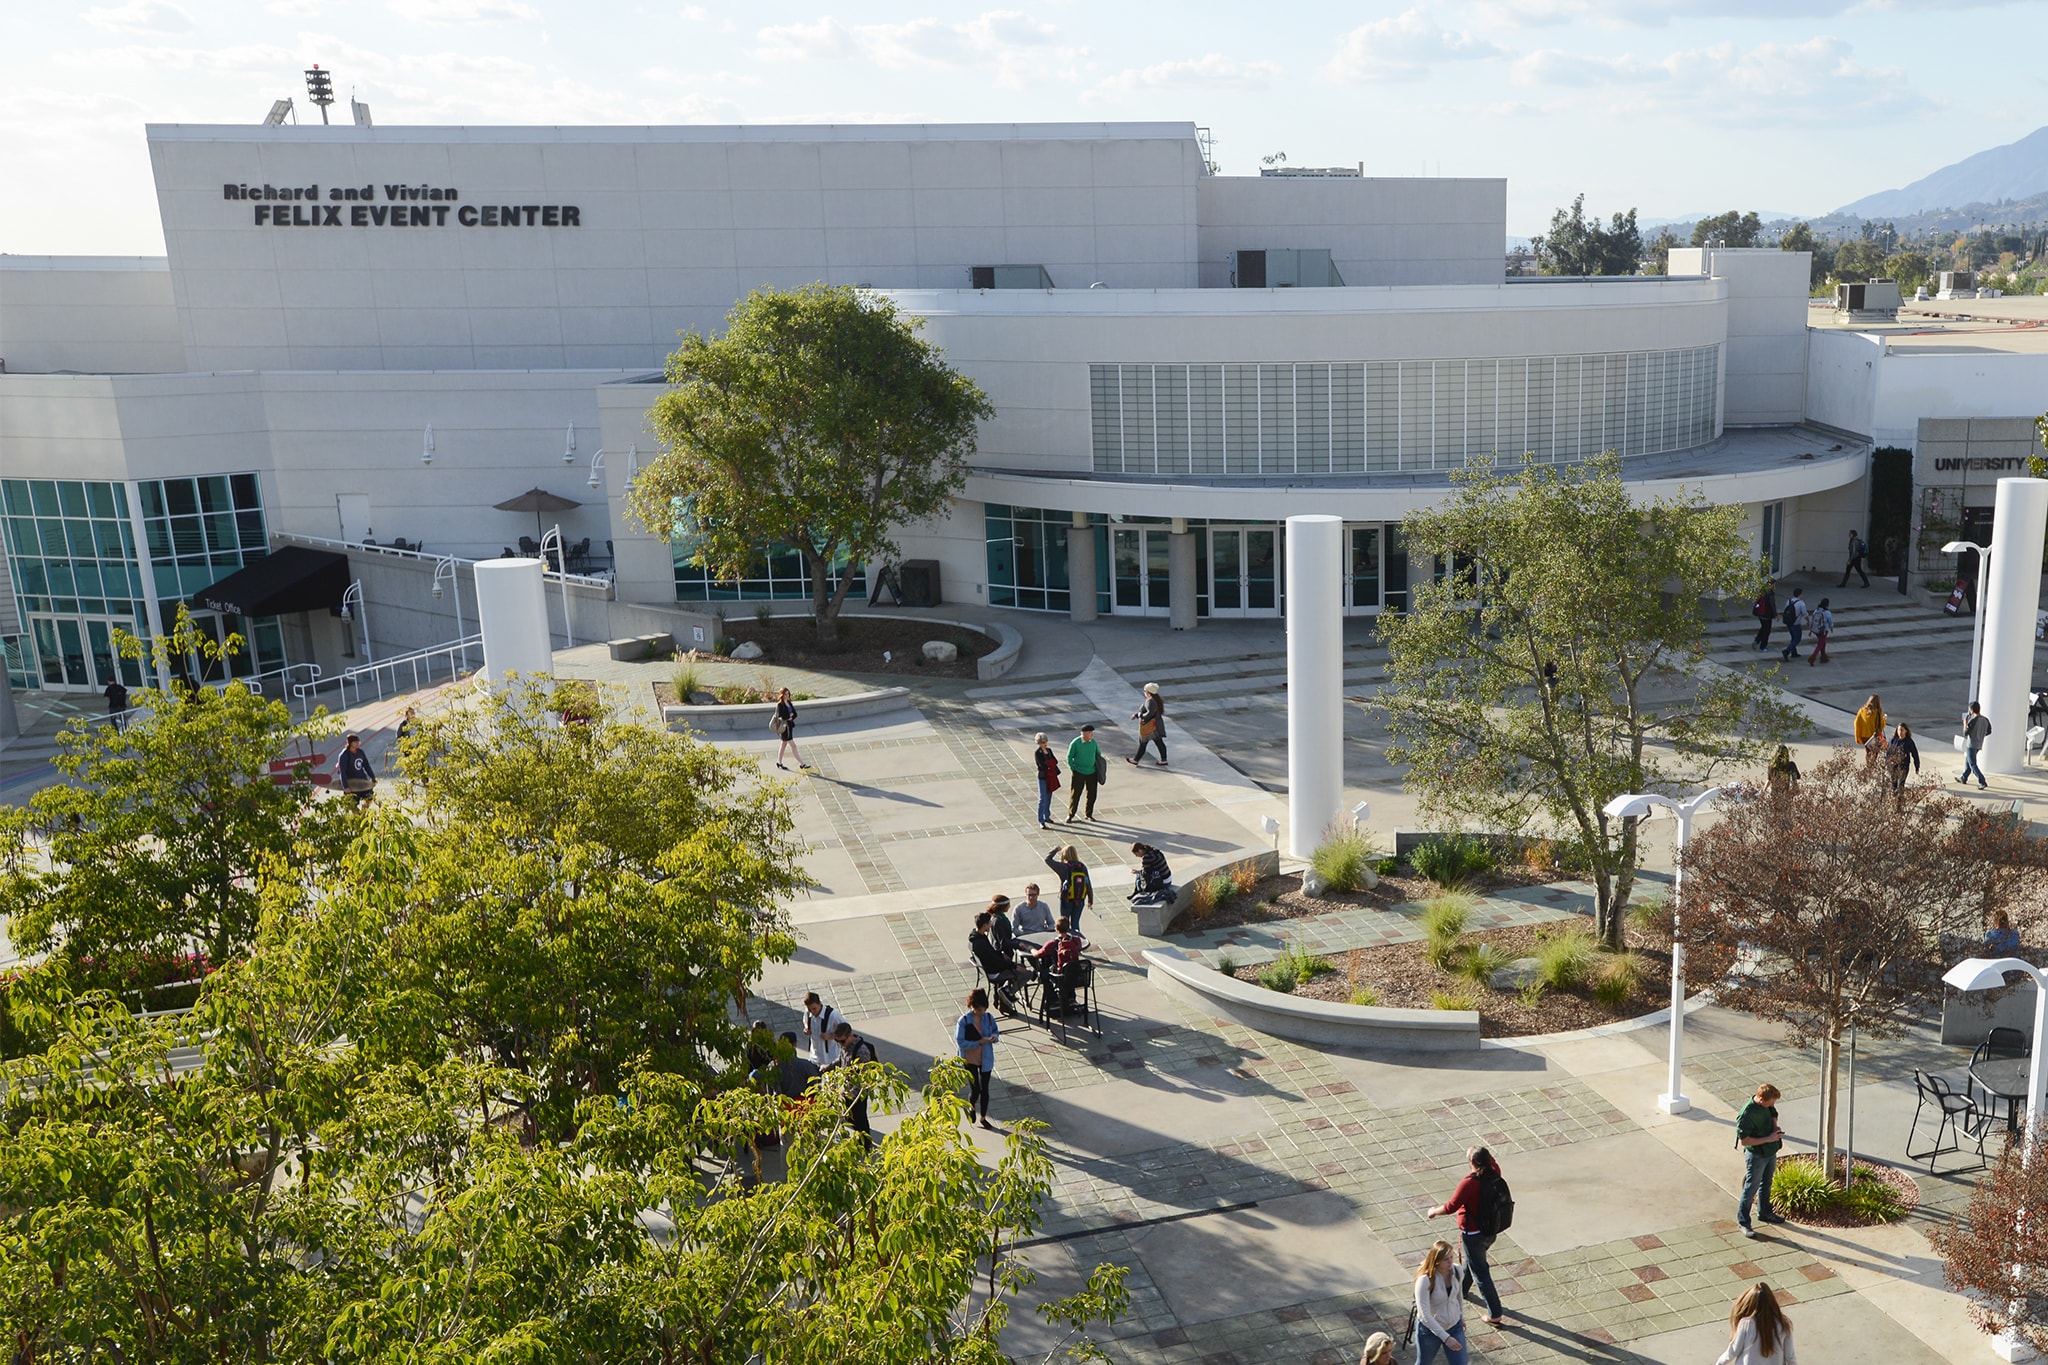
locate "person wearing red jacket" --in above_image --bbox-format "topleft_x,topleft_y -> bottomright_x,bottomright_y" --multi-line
1426,1146 -> 1508,1327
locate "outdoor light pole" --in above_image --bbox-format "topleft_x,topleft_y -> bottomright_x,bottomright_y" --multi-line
539,524 -> 573,648
338,579 -> 371,664
1602,786 -> 1724,1115
1943,538 -> 1991,705
1944,956 -> 2048,1362
431,556 -> 464,666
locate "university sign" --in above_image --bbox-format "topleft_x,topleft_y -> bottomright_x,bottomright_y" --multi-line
223,182 -> 580,228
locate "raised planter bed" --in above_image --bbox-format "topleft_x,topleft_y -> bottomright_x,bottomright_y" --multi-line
1134,848 -> 1280,935
1144,945 -> 1482,1052
661,686 -> 914,734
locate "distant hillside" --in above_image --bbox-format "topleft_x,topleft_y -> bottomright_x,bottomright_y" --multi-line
1838,126 -> 2048,218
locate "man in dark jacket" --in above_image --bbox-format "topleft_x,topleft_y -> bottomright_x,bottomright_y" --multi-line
969,912 -> 1026,1012
1753,581 -> 1777,652
336,733 -> 376,806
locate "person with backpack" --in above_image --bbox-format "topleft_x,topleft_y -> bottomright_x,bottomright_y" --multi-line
1735,1083 -> 1785,1237
824,1019 -> 878,1148
1045,843 -> 1095,933
1806,597 -> 1833,665
1778,588 -> 1808,661
1839,529 -> 1870,589
800,992 -> 845,1065
1426,1145 -> 1509,1327
1961,700 -> 1992,789
1752,580 -> 1778,652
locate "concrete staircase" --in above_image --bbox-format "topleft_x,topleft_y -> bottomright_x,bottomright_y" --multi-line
1702,596 -> 1974,663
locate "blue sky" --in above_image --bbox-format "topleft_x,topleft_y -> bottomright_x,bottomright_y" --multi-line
2,0 -> 2041,254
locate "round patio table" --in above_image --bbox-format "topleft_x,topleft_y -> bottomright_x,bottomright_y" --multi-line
1969,1056 -> 2032,1133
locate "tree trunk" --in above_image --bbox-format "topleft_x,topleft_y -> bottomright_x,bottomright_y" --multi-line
1818,1032 -> 1841,1183
806,550 -> 839,648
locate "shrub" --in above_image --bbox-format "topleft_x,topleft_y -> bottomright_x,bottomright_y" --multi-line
1516,981 -> 1547,1009
1311,828 -> 1380,893
670,662 -> 704,702
1627,896 -> 1669,939
1771,1158 -> 1838,1218
1348,984 -> 1382,1007
1190,871 -> 1238,918
1461,942 -> 1515,989
1521,838 -> 1557,873
1535,928 -> 1598,991
1229,861 -> 1262,897
1419,893 -> 1473,970
1268,938 -> 1335,988
1373,856 -> 1401,877
1412,835 -> 1499,889
755,603 -> 774,625
1430,985 -> 1478,1011
1591,951 -> 1643,1007
1842,1171 -> 1906,1223
714,684 -> 758,705
1215,952 -> 1238,976
713,636 -> 735,656
1257,960 -> 1299,993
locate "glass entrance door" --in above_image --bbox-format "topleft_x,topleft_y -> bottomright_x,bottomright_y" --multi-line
1208,527 -> 1280,618
28,614 -> 130,691
1110,527 -> 1174,616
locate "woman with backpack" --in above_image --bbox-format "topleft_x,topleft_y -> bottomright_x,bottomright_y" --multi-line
1033,732 -> 1061,830
1044,843 -> 1094,933
1426,1145 -> 1508,1327
1807,597 -> 1833,665
1412,1239 -> 1469,1365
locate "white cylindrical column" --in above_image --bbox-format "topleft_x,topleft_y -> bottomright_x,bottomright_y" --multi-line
473,558 -> 553,691
1286,514 -> 1344,858
1168,529 -> 1197,631
1067,511 -> 1097,623
1979,477 -> 2048,773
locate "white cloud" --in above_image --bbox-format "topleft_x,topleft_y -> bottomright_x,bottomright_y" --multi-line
678,3 -> 709,17
1323,7 -> 1503,82
1511,35 -> 1934,125
1473,0 -> 1991,25
752,11 -> 1079,86
394,0 -> 540,24
84,0 -> 196,34
1093,53 -> 1282,95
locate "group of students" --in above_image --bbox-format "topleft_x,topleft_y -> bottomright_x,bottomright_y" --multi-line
965,886 -> 1092,1018
745,993 -> 882,1148
1029,682 -> 1171,828
1750,581 -> 1835,665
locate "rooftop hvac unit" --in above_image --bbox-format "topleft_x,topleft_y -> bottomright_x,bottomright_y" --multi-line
1937,270 -> 1977,300
1835,279 -> 1901,317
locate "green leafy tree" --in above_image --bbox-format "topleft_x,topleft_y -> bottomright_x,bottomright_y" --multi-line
636,284 -> 994,647
1778,221 -> 1835,290
1690,209 -> 1762,247
1532,195 -> 1643,276
359,679 -> 805,1137
1376,453 -> 1799,949
1884,250 -> 1932,293
0,608 -> 343,972
1643,228 -> 1680,275
1831,239 -> 1887,283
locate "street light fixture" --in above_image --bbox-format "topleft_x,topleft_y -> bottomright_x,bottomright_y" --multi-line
586,447 -> 606,490
540,524 -> 573,649
562,422 -> 577,464
1602,786 -> 1724,1114
338,579 -> 372,663
431,555 -> 465,667
421,422 -> 435,466
1943,538 -> 1991,705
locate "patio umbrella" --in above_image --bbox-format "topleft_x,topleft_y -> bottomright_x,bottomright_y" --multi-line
494,487 -> 583,544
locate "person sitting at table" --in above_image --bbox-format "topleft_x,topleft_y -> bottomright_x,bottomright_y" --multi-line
1129,842 -> 1175,905
1014,882 -> 1056,936
1032,916 -> 1088,1012
1986,909 -> 2021,955
969,911 -> 1027,1014
987,894 -> 1017,959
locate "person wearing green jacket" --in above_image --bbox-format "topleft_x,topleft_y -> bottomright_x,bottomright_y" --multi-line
1064,723 -> 1102,822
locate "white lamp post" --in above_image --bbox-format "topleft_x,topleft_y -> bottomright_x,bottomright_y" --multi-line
1943,538 -> 1991,706
1602,786 -> 1723,1114
431,555 -> 465,666
1944,955 -> 2047,1363
338,579 -> 372,663
539,524 -> 573,648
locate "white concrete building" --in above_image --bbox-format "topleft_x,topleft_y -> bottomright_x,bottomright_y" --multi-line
4,116 -> 2022,699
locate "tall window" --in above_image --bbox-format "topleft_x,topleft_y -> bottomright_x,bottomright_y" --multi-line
985,505 -> 1073,612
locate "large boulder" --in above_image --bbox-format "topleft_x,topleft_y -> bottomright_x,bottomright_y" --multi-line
921,639 -> 958,663
730,640 -> 765,661
1490,957 -> 1543,991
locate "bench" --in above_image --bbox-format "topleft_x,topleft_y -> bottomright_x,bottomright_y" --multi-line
606,633 -> 675,662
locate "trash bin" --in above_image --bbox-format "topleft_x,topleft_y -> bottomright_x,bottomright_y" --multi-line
898,559 -> 941,608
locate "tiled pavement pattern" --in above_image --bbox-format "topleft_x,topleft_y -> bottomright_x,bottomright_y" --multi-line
715,643 -> 1987,1363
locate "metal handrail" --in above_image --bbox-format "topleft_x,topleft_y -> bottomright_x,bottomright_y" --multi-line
292,634 -> 483,714
274,532 -> 613,588
97,662 -> 326,729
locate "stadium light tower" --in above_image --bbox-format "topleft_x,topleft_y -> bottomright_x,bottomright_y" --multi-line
304,66 -> 334,124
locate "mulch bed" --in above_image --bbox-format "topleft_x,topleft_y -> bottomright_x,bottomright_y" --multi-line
713,616 -> 996,680
1215,917 -> 1734,1039
1172,865 -> 1565,934
1773,1153 -> 1922,1227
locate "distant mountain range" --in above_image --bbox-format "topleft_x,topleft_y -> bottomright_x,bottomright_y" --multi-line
1837,126 -> 2048,219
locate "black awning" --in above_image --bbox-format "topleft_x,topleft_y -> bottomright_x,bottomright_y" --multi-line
189,547 -> 350,617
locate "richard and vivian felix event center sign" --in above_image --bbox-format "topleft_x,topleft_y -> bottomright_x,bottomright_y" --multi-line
223,180 -> 581,229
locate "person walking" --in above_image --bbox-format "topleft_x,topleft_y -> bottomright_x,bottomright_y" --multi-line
336,733 -> 376,807
1765,745 -> 1800,799
1717,1283 -> 1797,1364
1426,1146 -> 1509,1327
1128,682 -> 1168,767
1358,1332 -> 1396,1365
1752,580 -> 1778,652
1014,882 -> 1056,935
955,987 -> 1000,1130
1886,722 -> 1919,799
824,1019 -> 878,1147
1735,1083 -> 1785,1237
1033,732 -> 1061,829
1839,529 -> 1870,589
1779,588 -> 1808,661
1413,1239 -> 1469,1365
104,677 -> 129,731
1064,724 -> 1102,821
800,992 -> 845,1065
772,686 -> 810,771
1961,700 -> 1992,788
1853,694 -> 1887,766
1806,597 -> 1833,665
1045,844 -> 1094,934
